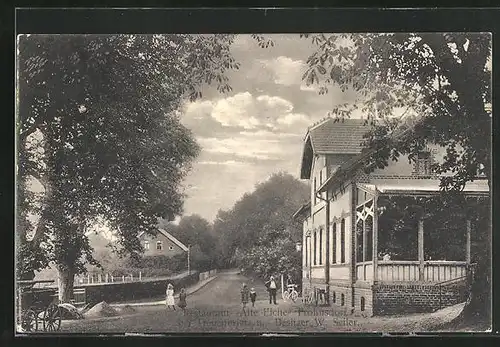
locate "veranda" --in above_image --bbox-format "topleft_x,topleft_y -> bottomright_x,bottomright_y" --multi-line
353,180 -> 489,285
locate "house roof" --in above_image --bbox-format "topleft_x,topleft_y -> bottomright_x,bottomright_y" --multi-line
300,117 -> 372,179
317,121 -> 418,193
307,118 -> 370,154
368,179 -> 489,196
138,228 -> 189,252
292,201 -> 311,220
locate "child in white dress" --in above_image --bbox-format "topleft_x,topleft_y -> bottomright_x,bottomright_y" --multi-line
165,283 -> 176,310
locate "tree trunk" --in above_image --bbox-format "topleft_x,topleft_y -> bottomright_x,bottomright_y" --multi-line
456,258 -> 491,327
57,266 -> 75,303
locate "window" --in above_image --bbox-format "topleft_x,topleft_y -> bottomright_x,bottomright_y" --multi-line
144,241 -> 150,250
169,246 -> 173,251
341,293 -> 345,306
319,228 -> 323,265
313,232 -> 317,265
156,241 -> 163,250
361,297 -> 366,311
332,291 -> 336,304
415,151 -> 432,176
340,219 -> 346,263
332,223 -> 337,264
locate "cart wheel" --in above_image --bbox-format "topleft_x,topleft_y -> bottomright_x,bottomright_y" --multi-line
22,309 -> 38,332
291,291 -> 299,302
43,304 -> 61,332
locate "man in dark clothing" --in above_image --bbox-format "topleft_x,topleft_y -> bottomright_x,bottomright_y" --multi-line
265,276 -> 278,305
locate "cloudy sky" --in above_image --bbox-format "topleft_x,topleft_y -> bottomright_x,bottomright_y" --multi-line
178,34 -> 360,222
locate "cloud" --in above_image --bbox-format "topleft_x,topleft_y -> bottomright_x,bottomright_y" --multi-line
197,136 -> 286,160
183,92 -> 313,132
259,56 -> 306,86
276,113 -> 310,127
198,160 -> 248,166
238,130 -> 302,138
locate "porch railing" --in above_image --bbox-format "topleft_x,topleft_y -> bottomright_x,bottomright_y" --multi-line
356,260 -> 468,282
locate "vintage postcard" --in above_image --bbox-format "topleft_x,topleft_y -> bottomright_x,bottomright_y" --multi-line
15,28 -> 492,334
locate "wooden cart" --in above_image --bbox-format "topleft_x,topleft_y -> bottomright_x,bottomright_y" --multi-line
17,279 -> 63,332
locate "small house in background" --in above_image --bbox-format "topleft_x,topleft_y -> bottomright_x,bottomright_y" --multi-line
138,228 -> 188,257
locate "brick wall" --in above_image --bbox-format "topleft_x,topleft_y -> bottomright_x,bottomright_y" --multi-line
353,286 -> 374,317
329,283 -> 351,315
373,282 -> 467,315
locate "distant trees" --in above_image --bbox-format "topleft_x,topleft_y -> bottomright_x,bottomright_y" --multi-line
213,172 -> 309,280
161,214 -> 219,272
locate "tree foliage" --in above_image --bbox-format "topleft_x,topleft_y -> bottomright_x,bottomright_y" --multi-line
164,214 -> 219,271
16,34 -> 239,301
214,172 -> 309,280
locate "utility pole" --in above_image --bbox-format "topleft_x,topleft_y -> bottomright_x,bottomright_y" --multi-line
187,244 -> 191,275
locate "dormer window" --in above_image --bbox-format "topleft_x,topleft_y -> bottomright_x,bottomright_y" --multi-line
144,241 -> 150,250
156,241 -> 163,250
414,151 -> 432,176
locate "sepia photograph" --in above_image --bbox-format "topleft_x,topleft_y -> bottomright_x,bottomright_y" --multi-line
15,31 -> 492,334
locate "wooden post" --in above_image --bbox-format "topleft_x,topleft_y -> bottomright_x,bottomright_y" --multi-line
17,286 -> 22,329
111,275 -> 114,283
187,245 -> 191,275
105,273 -> 109,283
466,219 -> 471,264
122,275 -> 125,282
139,271 -> 142,281
372,194 -> 379,283
362,216 -> 367,280
418,219 -> 425,281
324,189 -> 330,305
281,274 -> 284,298
87,274 -> 90,284
130,274 -> 133,281
98,274 -> 102,283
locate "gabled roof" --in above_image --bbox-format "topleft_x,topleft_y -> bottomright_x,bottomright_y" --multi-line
307,117 -> 370,154
300,117 -> 371,179
138,228 -> 189,252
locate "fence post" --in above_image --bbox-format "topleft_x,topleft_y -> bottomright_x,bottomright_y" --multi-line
122,275 -> 125,282
105,273 -> 109,283
87,274 -> 90,284
98,274 -> 102,283
130,274 -> 133,281
139,271 -> 142,281
111,275 -> 114,283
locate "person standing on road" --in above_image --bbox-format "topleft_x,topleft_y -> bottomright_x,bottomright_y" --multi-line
265,276 -> 278,305
250,287 -> 257,307
165,283 -> 176,310
178,287 -> 187,314
241,283 -> 250,313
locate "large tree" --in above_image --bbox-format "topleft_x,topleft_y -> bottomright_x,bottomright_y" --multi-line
214,172 -> 309,280
298,33 -> 491,326
17,34 -> 239,302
